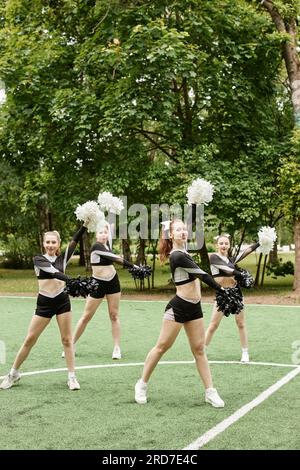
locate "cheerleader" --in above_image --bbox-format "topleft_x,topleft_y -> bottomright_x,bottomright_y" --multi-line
205,234 -> 259,363
134,219 -> 229,408
0,225 -> 86,391
65,222 -> 149,360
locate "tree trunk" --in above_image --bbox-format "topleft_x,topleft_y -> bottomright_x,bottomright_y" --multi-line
254,252 -> 263,287
260,255 -> 268,287
82,231 -> 91,272
268,240 -> 278,266
233,228 -> 246,260
150,240 -> 158,289
48,211 -> 53,231
293,216 -> 300,293
261,1 -> 300,293
261,3 -> 300,122
122,239 -> 132,263
136,238 -> 146,265
37,201 -> 50,252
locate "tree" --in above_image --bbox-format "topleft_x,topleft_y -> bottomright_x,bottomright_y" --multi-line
257,0 -> 300,294
0,0 -> 295,291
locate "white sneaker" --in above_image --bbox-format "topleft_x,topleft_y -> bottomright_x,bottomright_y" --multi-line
67,376 -> 80,391
135,379 -> 147,404
0,372 -> 21,390
241,351 -> 250,363
205,388 -> 225,408
112,346 -> 121,360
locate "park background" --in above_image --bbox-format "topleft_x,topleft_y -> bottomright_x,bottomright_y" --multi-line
1,1 -> 300,452
0,0 -> 300,300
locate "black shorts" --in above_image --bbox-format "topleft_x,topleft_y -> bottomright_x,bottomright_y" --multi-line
90,274 -> 121,299
164,295 -> 203,323
35,292 -> 71,318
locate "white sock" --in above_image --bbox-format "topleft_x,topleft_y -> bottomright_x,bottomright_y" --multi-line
242,348 -> 248,353
68,371 -> 76,379
140,378 -> 147,386
10,368 -> 18,376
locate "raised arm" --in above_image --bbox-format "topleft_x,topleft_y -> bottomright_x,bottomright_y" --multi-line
233,242 -> 260,264
33,256 -> 69,281
64,225 -> 87,266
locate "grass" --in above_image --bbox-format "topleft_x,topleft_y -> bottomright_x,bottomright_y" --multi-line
0,252 -> 295,296
0,298 -> 299,450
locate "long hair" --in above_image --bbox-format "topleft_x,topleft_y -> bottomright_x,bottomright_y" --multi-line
159,219 -> 182,263
43,231 -> 61,256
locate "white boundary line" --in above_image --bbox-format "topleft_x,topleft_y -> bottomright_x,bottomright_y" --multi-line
0,295 -> 299,308
183,366 -> 300,450
1,359 -> 299,450
0,359 -> 298,381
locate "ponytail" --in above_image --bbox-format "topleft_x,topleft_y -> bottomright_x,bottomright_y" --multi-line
159,237 -> 172,263
159,219 -> 182,262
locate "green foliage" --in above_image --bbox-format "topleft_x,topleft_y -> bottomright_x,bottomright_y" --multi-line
271,0 -> 299,18
2,233 -> 36,268
279,130 -> 300,219
0,0 -> 296,276
266,259 -> 294,278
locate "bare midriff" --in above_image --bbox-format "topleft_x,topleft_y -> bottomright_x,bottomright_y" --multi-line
38,278 -> 65,296
176,278 -> 201,303
92,265 -> 116,280
216,276 -> 237,288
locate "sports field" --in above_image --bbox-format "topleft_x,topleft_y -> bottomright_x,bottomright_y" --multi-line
0,297 -> 299,450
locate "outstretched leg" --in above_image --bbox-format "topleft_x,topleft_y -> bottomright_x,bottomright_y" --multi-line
57,311 -> 80,390
0,315 -> 51,389
205,303 -> 223,346
141,319 -> 182,383
106,292 -> 121,358
235,310 -> 249,362
185,318 -> 224,408
73,296 -> 103,344
57,311 -> 75,372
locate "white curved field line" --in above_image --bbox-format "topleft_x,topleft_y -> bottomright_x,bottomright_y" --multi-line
1,296 -> 299,449
1,359 -> 299,450
0,359 -> 298,381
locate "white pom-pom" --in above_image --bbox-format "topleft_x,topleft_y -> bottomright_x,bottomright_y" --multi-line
258,226 -> 277,255
186,178 -> 215,205
74,201 -> 105,233
98,191 -> 124,215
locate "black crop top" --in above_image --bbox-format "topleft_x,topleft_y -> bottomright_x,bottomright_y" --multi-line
90,242 -> 115,266
33,226 -> 86,281
169,250 -> 222,291
90,242 -> 139,270
210,242 -> 259,277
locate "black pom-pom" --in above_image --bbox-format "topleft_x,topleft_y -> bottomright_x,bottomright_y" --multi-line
128,265 -> 152,280
235,269 -> 254,289
65,277 -> 99,298
216,287 -> 244,317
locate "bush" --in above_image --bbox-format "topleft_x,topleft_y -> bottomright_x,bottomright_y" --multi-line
266,259 -> 294,279
0,234 -> 37,269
